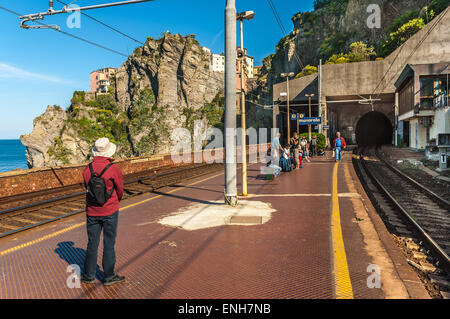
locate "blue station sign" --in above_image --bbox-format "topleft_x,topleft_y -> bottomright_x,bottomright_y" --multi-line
298,117 -> 322,125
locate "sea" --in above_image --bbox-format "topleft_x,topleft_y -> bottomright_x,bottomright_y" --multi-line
0,140 -> 29,173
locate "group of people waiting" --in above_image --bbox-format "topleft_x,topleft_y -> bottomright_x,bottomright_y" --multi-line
269,132 -> 318,173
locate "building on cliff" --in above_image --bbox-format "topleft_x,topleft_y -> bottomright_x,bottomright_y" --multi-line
90,67 -> 116,93
272,7 -> 450,151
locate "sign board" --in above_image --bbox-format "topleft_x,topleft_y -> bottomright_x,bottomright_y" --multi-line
323,125 -> 330,129
314,126 -> 318,130
298,113 -> 305,119
291,113 -> 297,120
441,153 -> 447,164
298,117 -> 322,126
280,92 -> 287,97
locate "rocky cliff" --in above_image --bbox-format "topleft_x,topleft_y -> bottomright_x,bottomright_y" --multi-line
21,34 -> 225,168
249,0 -> 438,103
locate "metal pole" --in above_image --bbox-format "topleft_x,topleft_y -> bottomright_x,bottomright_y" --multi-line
224,0 -> 237,205
287,77 -> 290,143
20,0 -> 154,19
318,59 -> 322,134
308,96 -> 312,141
240,19 -> 248,197
297,113 -> 299,134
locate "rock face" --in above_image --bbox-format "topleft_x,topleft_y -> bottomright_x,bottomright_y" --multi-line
20,105 -> 68,168
249,0 -> 431,103
21,34 -> 225,168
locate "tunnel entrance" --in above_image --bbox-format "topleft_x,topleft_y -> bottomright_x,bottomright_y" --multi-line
355,111 -> 393,146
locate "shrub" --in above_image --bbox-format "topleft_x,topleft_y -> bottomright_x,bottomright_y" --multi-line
380,18 -> 426,57
348,41 -> 376,62
295,65 -> 318,78
299,132 -> 326,151
325,53 -> 350,64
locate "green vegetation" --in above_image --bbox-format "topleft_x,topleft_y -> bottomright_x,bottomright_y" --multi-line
295,65 -> 318,78
67,93 -> 129,154
319,32 -> 351,60
47,136 -> 72,164
325,41 -> 376,64
128,87 -> 169,156
380,18 -> 426,57
299,132 -> 326,151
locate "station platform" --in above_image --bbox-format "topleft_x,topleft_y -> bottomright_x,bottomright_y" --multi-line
0,153 -> 430,299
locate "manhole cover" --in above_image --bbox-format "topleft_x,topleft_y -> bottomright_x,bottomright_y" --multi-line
228,216 -> 263,224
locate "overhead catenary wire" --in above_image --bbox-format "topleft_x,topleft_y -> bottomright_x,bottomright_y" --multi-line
0,5 -> 128,57
265,0 -> 304,70
55,0 -> 145,45
0,4 -> 223,84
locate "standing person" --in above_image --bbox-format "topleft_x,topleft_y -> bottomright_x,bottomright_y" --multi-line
310,135 -> 317,157
300,136 -> 310,163
290,132 -> 300,169
271,132 -> 283,167
332,132 -> 346,162
81,137 -> 125,286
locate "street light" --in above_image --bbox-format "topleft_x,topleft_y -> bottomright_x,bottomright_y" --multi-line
236,10 -> 254,197
305,93 -> 315,141
281,72 -> 295,142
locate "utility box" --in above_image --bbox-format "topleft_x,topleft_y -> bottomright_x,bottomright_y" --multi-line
437,133 -> 450,171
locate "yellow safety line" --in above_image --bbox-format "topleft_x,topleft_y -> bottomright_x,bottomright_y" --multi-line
331,162 -> 354,299
0,171 -> 224,257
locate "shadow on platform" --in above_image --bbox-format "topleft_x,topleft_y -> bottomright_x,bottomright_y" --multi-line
54,241 -> 104,281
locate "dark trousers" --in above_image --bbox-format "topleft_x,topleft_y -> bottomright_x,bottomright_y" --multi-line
84,210 -> 119,281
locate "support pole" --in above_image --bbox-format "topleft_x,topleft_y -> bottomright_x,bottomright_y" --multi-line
239,19 -> 248,197
287,77 -> 290,143
318,59 -> 322,134
224,0 -> 237,205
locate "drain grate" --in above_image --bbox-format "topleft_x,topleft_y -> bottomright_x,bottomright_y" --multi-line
228,216 -> 263,224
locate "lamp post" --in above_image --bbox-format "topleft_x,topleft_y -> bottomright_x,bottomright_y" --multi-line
305,93 -> 315,141
236,10 -> 254,197
281,72 -> 294,143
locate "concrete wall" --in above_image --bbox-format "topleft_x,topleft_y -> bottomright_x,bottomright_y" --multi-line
430,107 -> 450,140
409,118 -> 428,150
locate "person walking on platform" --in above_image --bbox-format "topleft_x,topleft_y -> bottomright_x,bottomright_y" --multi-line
81,137 -> 125,286
310,136 -> 317,157
332,132 -> 346,162
290,132 -> 300,169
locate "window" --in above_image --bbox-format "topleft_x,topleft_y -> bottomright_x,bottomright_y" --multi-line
420,77 -> 434,108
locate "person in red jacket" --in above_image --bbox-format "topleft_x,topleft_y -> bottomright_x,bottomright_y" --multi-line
332,131 -> 346,162
81,137 -> 125,286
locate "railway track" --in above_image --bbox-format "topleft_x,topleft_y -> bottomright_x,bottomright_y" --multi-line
0,163 -> 224,238
353,146 -> 450,298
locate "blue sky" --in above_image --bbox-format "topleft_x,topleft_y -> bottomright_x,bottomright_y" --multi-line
0,0 -> 314,139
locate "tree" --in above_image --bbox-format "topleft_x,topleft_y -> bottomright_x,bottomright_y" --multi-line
348,41 -> 376,62
295,65 -> 318,78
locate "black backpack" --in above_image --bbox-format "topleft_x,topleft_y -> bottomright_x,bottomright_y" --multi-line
86,163 -> 115,207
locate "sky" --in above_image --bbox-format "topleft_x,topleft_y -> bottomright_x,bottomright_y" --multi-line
0,0 -> 314,139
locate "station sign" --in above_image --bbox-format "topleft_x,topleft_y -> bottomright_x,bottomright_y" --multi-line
323,125 -> 330,129
291,113 -> 297,120
298,117 -> 322,125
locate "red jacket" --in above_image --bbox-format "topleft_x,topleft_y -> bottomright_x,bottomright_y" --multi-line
332,137 -> 346,148
83,156 -> 124,217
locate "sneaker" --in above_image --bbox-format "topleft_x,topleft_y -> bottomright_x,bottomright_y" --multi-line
104,274 -> 125,286
80,274 -> 95,284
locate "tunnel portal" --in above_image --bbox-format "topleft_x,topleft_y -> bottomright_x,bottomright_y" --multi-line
355,111 -> 393,146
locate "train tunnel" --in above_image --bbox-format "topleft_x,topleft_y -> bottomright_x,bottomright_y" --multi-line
355,111 -> 393,146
